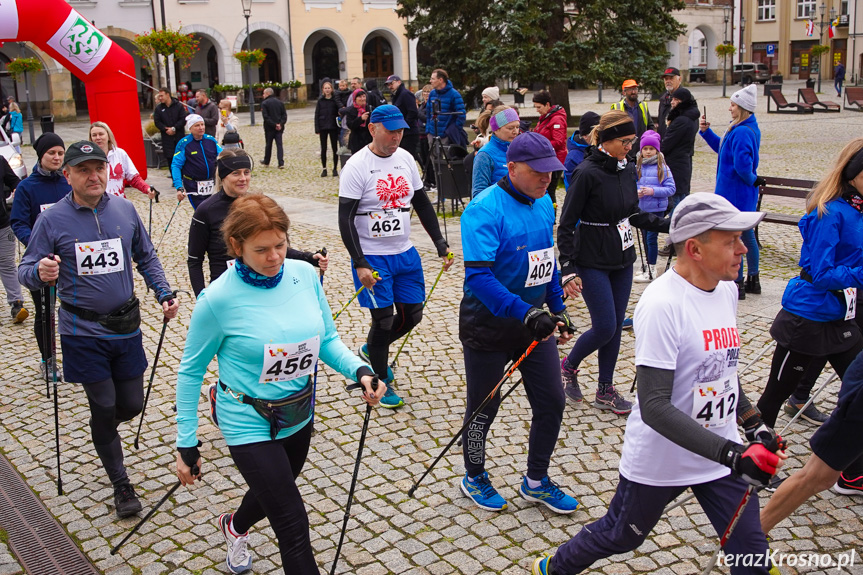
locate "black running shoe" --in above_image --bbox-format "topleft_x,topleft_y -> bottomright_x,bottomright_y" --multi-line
834,473 -> 863,496
114,483 -> 143,518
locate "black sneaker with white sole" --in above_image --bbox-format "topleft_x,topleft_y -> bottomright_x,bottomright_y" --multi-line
783,398 -> 829,424
834,473 -> 863,496
114,483 -> 143,518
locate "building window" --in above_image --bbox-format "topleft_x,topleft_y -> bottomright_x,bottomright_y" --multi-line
841,0 -> 849,15
757,0 -> 776,21
699,39 -> 708,65
797,0 -> 816,19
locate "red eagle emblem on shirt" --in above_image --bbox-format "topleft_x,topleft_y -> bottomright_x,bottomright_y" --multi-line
375,174 -> 410,209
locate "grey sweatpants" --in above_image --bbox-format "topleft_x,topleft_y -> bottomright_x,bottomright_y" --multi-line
0,225 -> 23,305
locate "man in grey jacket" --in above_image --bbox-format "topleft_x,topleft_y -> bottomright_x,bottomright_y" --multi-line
194,90 -> 219,137
18,141 -> 179,519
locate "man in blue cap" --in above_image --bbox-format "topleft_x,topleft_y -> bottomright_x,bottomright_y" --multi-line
338,104 -> 454,408
457,131 -> 579,514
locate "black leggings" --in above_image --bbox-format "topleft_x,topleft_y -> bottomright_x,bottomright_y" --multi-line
319,130 -> 339,168
757,342 -> 863,428
366,302 -> 423,378
82,375 -> 144,485
30,289 -> 50,361
229,422 -> 315,574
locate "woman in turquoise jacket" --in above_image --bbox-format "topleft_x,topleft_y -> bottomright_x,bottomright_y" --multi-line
174,194 -> 382,575
8,102 -> 23,153
699,84 -> 764,298
471,106 -> 520,197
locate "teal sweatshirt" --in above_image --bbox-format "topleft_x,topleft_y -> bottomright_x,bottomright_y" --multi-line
176,259 -> 368,447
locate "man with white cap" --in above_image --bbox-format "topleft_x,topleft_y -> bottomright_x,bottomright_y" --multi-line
171,113 -> 222,209
338,104 -> 453,409
533,193 -> 786,575
458,131 -> 578,515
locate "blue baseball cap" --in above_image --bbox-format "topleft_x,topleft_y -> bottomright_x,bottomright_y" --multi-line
370,104 -> 409,130
506,132 -> 564,173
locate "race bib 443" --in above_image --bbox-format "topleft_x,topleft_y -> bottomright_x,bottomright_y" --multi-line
75,238 -> 124,276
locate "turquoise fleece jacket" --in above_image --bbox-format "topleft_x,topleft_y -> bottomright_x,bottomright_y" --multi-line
176,259 -> 368,447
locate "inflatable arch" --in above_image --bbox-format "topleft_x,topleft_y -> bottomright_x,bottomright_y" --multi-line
2,0 -> 147,178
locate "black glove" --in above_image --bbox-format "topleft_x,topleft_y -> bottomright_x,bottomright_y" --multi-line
524,307 -> 557,340
721,440 -> 781,487
554,309 -> 575,335
178,440 -> 202,468
434,238 -> 450,258
743,418 -> 779,446
753,176 -> 767,188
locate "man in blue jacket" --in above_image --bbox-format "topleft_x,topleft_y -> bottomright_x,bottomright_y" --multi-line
18,141 -> 180,519
459,132 -> 578,515
425,68 -> 467,148
11,133 -> 71,378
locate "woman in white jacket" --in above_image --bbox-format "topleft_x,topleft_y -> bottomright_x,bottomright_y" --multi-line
88,121 -> 156,199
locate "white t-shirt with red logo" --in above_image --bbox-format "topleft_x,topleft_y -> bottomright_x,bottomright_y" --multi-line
339,145 -> 423,256
620,269 -> 743,487
105,147 -> 140,197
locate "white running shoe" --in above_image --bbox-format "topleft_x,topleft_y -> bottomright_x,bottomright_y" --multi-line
218,513 -> 253,574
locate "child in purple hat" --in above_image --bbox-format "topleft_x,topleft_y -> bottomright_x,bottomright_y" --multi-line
634,130 -> 675,282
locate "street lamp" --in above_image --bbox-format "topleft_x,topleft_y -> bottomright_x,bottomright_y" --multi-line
17,42 -> 36,145
722,5 -> 731,97
810,2 -> 838,93
740,16 -> 747,86
241,0 -> 256,126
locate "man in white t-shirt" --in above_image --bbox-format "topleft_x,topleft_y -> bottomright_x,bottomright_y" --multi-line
533,194 -> 786,575
338,105 -> 454,408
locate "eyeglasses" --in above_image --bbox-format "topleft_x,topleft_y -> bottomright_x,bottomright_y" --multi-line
616,137 -> 638,147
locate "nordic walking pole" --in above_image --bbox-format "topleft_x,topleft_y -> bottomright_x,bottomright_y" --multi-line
311,248 -> 327,425
329,377 -> 379,575
147,186 -> 160,239
639,228 -> 654,280
110,464 -> 200,555
41,284 -> 50,399
391,252 -> 454,367
134,291 -> 183,450
48,279 -> 62,496
408,339 -> 540,498
155,200 -> 182,253
332,272 -> 380,321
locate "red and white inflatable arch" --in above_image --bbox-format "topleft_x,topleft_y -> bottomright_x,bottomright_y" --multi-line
1,0 -> 146,178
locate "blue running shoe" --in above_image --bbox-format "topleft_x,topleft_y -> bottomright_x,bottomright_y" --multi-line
520,476 -> 579,514
621,317 -> 633,330
461,472 -> 508,511
380,384 -> 404,409
532,555 -> 554,575
358,344 -> 395,381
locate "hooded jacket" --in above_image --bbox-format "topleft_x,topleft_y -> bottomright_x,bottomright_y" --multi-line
636,159 -> 676,213
11,164 -> 72,246
700,114 -> 761,211
533,105 -> 568,165
558,150 -> 668,272
390,83 -> 420,135
662,95 -> 700,198
563,131 -> 591,189
314,94 -> 340,133
425,80 -> 467,146
471,135 -> 510,197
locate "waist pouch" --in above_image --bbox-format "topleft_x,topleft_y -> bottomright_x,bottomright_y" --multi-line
61,296 -> 141,334
220,380 -> 313,440
222,131 -> 241,145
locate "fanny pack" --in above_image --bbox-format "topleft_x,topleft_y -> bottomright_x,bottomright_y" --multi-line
222,131 -> 241,145
219,380 -> 314,440
61,296 -> 141,334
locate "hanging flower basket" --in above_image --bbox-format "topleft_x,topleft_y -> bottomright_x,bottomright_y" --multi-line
234,49 -> 267,67
715,43 -> 737,58
6,57 -> 42,80
134,26 -> 200,70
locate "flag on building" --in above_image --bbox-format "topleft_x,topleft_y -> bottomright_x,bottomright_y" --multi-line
828,16 -> 839,38
806,19 -> 815,36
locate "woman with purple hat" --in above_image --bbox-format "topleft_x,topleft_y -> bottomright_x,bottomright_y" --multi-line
471,105 -> 520,198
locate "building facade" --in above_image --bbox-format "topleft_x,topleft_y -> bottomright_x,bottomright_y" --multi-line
0,0 -> 415,120
666,0 -> 738,84
743,0 -> 853,82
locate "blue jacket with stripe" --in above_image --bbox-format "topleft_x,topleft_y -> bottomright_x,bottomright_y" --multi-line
171,134 -> 221,189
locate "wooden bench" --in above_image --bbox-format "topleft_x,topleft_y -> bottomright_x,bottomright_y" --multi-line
845,86 -> 863,111
755,176 -> 816,245
767,89 -> 814,114
798,88 -> 841,112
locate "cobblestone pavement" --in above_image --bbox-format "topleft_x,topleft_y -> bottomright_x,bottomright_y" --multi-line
1,84 -> 863,575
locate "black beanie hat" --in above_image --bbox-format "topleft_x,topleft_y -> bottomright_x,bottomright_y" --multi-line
34,133 -> 65,161
578,111 -> 600,136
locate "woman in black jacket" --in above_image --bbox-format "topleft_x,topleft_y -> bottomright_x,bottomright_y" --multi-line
662,87 -> 700,214
315,80 -> 341,177
557,110 -> 668,415
345,89 -> 372,154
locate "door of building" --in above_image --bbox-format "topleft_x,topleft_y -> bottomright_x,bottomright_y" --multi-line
362,37 -> 393,79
